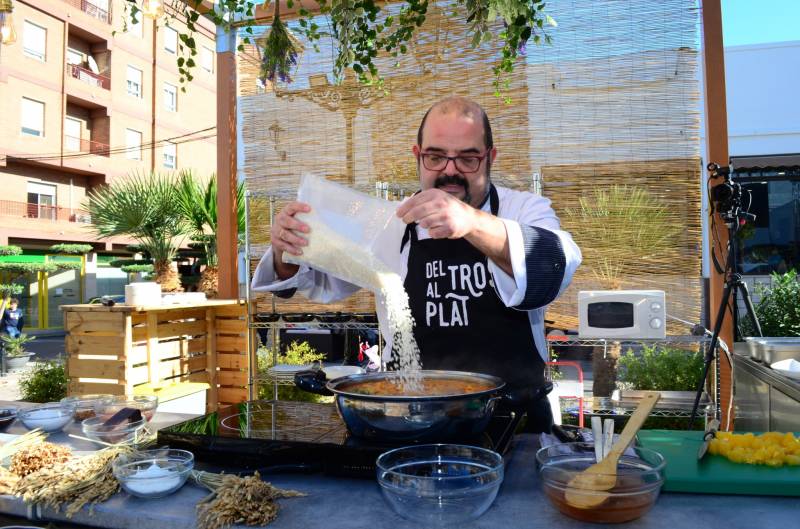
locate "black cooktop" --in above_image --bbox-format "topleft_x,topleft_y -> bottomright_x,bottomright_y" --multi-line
158,400 -> 520,478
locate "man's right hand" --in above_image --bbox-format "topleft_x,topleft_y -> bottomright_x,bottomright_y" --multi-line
271,201 -> 311,279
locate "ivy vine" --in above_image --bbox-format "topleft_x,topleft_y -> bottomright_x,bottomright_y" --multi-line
121,0 -> 555,98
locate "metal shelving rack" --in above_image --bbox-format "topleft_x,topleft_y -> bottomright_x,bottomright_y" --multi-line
243,191 -> 382,396
546,335 -> 718,420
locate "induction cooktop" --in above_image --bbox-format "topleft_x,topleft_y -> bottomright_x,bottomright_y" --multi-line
158,400 -> 520,478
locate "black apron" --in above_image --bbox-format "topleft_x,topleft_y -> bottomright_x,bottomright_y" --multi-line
400,185 -> 551,431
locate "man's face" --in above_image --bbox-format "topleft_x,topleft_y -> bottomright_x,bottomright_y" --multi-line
413,111 -> 497,209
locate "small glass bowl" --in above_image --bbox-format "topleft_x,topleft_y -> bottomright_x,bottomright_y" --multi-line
95,395 -> 158,422
535,442 -> 666,523
18,403 -> 74,433
376,444 -> 504,525
0,406 -> 18,432
82,416 -> 147,445
112,449 -> 194,499
60,394 -> 114,422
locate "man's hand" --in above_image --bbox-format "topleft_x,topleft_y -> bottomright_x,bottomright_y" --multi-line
396,188 -> 478,239
396,188 -> 513,276
271,201 -> 311,279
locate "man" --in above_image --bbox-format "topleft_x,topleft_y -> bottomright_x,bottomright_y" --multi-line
0,298 -> 24,338
253,96 -> 581,431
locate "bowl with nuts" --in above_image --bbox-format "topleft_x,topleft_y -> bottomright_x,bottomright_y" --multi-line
60,394 -> 115,422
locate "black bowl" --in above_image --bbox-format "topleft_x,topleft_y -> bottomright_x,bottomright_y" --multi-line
0,407 -> 18,431
282,313 -> 315,323
254,312 -> 281,323
352,313 -> 378,324
317,312 -> 352,323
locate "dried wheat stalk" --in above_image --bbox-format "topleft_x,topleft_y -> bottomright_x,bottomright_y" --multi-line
13,444 -> 135,517
193,470 -> 305,529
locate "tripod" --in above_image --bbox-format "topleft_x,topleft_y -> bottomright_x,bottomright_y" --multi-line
689,164 -> 763,428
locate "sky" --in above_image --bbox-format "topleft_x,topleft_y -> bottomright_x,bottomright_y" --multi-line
722,0 -> 800,46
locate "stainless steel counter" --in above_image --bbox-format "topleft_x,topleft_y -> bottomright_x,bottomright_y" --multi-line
732,352 -> 800,431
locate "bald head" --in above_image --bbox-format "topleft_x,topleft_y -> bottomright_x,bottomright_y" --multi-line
417,96 -> 494,151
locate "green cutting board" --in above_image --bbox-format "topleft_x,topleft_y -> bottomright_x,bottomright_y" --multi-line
636,429 -> 800,496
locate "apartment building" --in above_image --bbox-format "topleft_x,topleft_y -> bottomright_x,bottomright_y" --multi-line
0,0 -> 217,329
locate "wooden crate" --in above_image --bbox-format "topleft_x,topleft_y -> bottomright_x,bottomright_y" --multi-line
63,300 -> 250,411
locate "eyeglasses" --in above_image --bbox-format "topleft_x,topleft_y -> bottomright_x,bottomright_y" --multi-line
419,151 -> 489,174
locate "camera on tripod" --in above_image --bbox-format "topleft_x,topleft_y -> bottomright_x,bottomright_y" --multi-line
708,162 -> 751,224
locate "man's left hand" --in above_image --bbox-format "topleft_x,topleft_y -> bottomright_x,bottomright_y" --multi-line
396,189 -> 477,239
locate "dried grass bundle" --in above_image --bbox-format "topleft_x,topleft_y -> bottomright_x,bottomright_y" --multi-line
0,429 -> 47,461
0,466 -> 20,494
193,470 -> 305,529
13,445 -> 135,517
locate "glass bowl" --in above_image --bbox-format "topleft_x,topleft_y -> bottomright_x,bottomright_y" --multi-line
0,406 -> 18,432
82,415 -> 147,445
112,449 -> 194,499
18,403 -> 75,432
376,444 -> 504,525
60,394 -> 114,422
535,442 -> 666,523
95,395 -> 158,422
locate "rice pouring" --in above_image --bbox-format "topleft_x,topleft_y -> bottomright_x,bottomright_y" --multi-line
284,211 -> 422,391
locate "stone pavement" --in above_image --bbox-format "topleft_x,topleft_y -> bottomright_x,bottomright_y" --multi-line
0,364 -> 28,401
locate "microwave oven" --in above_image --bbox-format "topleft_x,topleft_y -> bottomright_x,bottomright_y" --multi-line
578,290 -> 666,339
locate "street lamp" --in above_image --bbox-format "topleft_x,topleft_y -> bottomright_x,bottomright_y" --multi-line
0,0 -> 17,46
141,0 -> 164,19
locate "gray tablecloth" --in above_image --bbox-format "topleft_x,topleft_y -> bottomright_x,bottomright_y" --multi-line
0,412 -> 796,529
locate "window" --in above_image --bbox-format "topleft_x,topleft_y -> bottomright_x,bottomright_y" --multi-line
27,182 -> 57,220
66,48 -> 83,65
200,46 -> 214,73
735,169 -> 800,275
64,118 -> 82,151
163,83 -> 177,112
23,21 -> 46,61
21,97 -> 45,137
125,128 -> 142,160
128,11 -> 143,38
126,65 -> 142,98
164,26 -> 177,54
163,142 -> 176,169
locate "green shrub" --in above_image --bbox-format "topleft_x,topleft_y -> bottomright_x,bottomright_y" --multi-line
257,341 -> 332,403
19,360 -> 69,402
617,344 -> 704,392
741,270 -> 800,337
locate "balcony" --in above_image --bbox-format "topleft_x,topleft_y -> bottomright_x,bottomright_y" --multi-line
62,0 -> 112,24
64,135 -> 110,157
66,63 -> 110,90
0,200 -> 92,224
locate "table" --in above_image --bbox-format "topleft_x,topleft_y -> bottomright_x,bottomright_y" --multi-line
0,410 -> 797,529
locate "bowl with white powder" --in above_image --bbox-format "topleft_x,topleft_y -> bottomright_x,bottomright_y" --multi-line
18,402 -> 75,433
113,449 -> 194,499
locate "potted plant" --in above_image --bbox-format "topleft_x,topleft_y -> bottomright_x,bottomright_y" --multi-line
740,270 -> 800,338
615,344 -> 707,430
1,333 -> 36,370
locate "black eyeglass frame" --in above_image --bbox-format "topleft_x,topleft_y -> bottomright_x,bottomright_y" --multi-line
419,151 -> 490,174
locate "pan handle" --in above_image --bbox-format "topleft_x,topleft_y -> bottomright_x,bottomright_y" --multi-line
501,381 -> 554,409
294,369 -> 333,396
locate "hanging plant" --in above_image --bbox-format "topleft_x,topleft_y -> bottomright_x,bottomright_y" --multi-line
122,0 -> 556,98
259,6 -> 304,85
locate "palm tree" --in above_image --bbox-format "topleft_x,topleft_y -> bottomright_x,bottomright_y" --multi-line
175,171 -> 245,298
563,185 -> 680,396
85,171 -> 189,292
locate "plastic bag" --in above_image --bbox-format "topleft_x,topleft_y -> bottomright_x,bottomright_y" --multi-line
282,174 -> 407,293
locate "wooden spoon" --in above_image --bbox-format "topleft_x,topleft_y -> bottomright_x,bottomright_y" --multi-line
564,391 -> 661,509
